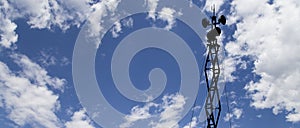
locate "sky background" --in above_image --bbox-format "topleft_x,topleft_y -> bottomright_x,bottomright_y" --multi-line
1,0 -> 300,128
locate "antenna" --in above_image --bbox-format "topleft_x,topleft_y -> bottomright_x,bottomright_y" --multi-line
201,5 -> 226,128
213,4 -> 215,17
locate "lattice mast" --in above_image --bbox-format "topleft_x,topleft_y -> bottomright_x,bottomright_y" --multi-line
202,6 -> 226,128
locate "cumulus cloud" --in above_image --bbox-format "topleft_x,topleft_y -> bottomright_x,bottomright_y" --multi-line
1,0 -> 186,48
0,18 -> 18,48
122,17 -> 134,28
150,94 -> 186,128
145,0 -> 181,30
221,55 -> 248,82
0,53 -> 66,127
145,0 -> 159,20
86,0 -> 121,47
0,0 -> 18,48
111,21 -> 122,38
11,54 -> 66,90
0,0 -> 122,48
224,108 -> 243,122
120,93 -> 186,128
158,7 -> 177,30
227,0 -> 300,122
0,0 -> 93,48
111,17 -> 134,38
65,109 -> 95,128
0,51 -> 89,128
120,102 -> 158,128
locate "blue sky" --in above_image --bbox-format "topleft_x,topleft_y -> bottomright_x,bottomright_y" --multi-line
1,0 -> 300,128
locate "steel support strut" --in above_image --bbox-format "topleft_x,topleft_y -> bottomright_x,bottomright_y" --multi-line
202,5 -> 226,128
204,39 -> 221,128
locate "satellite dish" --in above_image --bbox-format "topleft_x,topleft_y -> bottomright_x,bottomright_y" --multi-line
218,15 -> 226,25
202,18 -> 210,28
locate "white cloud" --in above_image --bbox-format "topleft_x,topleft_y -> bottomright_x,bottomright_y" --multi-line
39,51 -> 58,67
60,56 -> 71,66
111,21 -> 122,38
111,17 -> 134,38
183,117 -> 198,128
0,53 -> 67,127
145,0 -> 159,20
150,94 -> 186,128
221,55 -> 237,82
256,114 -> 262,118
233,108 -> 243,119
65,109 -> 95,128
204,0 -> 225,12
10,0 -> 91,30
158,7 -> 177,30
0,0 -> 122,49
120,102 -> 158,128
224,108 -> 243,122
120,93 -> 186,128
86,0 -> 121,47
145,0 -> 181,30
38,50 -> 70,67
122,17 -> 134,28
0,18 -> 18,48
220,54 -> 249,82
224,113 -> 233,122
227,0 -> 300,122
11,54 -> 66,90
0,0 -> 88,48
0,0 -> 18,48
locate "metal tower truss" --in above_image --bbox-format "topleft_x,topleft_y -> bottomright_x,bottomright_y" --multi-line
204,39 -> 221,128
201,5 -> 226,128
